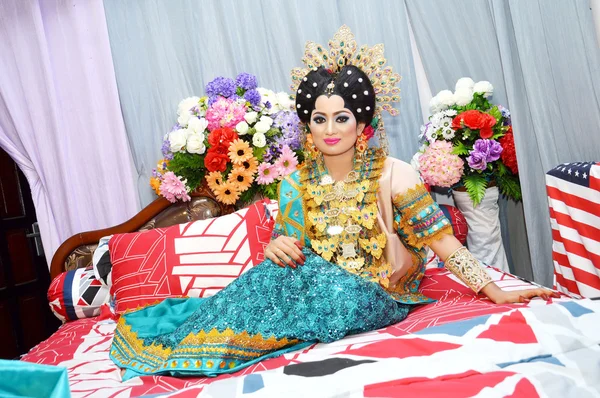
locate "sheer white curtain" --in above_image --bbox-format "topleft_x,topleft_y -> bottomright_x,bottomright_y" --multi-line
0,0 -> 140,266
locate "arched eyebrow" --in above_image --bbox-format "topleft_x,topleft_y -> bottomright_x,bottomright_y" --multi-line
312,110 -> 352,117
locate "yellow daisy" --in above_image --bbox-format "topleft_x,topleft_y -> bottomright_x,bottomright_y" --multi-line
228,139 -> 253,164
239,156 -> 258,176
214,181 -> 240,205
227,166 -> 253,192
205,171 -> 224,193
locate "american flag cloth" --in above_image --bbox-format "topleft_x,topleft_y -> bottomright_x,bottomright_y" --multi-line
546,161 -> 600,298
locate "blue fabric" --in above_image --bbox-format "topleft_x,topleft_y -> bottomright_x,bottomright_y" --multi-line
63,269 -> 77,322
111,249 -> 412,380
0,360 -> 70,398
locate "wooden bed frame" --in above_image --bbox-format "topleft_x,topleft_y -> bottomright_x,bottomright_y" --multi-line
50,187 -> 235,279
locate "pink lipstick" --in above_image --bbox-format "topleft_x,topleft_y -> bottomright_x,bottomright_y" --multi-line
323,138 -> 341,145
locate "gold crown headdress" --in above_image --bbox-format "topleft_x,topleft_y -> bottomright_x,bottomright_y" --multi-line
290,25 -> 402,154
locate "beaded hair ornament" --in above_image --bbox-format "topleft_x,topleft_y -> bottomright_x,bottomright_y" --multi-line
290,25 -> 402,154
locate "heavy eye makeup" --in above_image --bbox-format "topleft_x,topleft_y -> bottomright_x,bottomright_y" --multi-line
312,113 -> 351,124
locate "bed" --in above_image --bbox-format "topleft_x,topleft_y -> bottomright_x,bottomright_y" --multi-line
22,189 -> 600,398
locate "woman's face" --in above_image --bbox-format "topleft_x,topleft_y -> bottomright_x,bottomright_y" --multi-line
309,95 -> 365,157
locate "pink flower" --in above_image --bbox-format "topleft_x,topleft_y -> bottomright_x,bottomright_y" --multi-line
205,97 -> 247,131
159,172 -> 191,203
419,141 -> 464,187
274,145 -> 298,177
256,162 -> 279,185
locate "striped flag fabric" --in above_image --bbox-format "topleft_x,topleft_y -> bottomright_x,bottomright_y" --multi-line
546,161 -> 600,298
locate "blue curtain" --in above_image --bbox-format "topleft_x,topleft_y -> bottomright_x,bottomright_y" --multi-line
102,0 -> 423,207
406,0 -> 600,286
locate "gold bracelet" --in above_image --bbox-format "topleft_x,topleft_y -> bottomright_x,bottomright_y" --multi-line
445,247 -> 492,293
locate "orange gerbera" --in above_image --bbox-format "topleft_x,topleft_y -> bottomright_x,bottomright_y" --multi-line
228,139 -> 253,164
227,166 -> 253,192
239,156 -> 258,176
150,177 -> 161,194
214,181 -> 240,205
205,171 -> 224,193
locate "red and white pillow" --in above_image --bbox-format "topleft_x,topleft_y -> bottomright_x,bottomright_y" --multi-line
48,267 -> 111,322
108,200 -> 275,314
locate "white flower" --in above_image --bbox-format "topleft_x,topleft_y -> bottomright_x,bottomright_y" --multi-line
429,96 -> 443,114
244,111 -> 258,125
187,117 -> 208,133
455,77 -> 475,92
473,81 -> 494,98
168,129 -> 189,153
176,96 -> 200,127
177,97 -> 200,116
236,121 -> 249,135
252,132 -> 267,148
275,92 -> 294,110
186,133 -> 206,154
177,112 -> 192,127
258,88 -> 279,114
441,127 -> 455,139
437,90 -> 455,107
259,116 -> 273,126
411,151 -> 422,171
254,121 -> 271,134
454,88 -> 474,106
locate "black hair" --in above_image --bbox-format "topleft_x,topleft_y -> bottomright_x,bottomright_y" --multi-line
295,65 -> 375,125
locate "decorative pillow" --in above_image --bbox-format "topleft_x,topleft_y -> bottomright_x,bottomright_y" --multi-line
47,267 -> 111,322
439,204 -> 468,245
109,200 -> 275,314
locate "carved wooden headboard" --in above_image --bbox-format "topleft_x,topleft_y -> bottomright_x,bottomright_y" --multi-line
50,187 -> 235,279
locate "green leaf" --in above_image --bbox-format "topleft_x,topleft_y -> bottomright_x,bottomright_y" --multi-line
489,106 -> 502,121
265,128 -> 279,138
168,152 -> 206,191
238,186 -> 258,206
452,140 -> 470,156
263,181 -> 279,199
253,145 -> 267,161
247,127 -> 257,135
497,161 -> 508,177
497,174 -> 522,202
462,173 -> 488,206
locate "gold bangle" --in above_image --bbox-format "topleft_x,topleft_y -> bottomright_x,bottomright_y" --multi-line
445,247 -> 492,293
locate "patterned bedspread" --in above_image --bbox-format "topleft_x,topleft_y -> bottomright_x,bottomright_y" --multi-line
22,268 -> 600,398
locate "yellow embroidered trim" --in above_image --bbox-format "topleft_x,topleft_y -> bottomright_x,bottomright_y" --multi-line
393,184 -> 452,249
112,316 -> 299,370
445,247 -> 493,293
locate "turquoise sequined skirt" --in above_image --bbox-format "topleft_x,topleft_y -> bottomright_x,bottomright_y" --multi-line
110,249 -> 411,380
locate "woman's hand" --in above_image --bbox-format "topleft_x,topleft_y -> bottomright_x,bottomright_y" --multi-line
264,236 -> 305,268
481,283 -> 561,304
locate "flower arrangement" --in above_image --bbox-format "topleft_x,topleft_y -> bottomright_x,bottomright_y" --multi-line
150,73 -> 304,205
413,77 -> 520,205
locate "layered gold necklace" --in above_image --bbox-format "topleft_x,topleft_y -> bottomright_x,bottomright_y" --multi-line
299,149 -> 391,286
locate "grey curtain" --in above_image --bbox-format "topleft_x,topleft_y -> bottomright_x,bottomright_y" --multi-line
102,0 -> 423,207
406,0 -> 600,286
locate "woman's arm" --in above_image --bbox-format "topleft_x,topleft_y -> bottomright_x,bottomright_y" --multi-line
429,234 -> 559,303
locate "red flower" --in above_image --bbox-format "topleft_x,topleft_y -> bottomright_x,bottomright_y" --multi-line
452,110 -> 497,139
499,129 -> 518,174
363,125 -> 375,140
204,147 -> 230,172
208,127 -> 238,147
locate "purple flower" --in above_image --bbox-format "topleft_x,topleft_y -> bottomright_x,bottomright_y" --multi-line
473,139 -> 503,162
273,110 -> 302,151
467,151 -> 487,170
265,101 -> 272,110
235,73 -> 258,90
244,89 -> 261,108
161,137 -> 174,160
205,76 -> 236,98
499,105 -> 512,126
